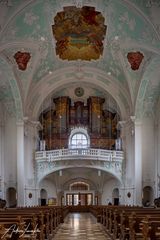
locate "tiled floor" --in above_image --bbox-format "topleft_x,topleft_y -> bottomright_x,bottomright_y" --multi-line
53,213 -> 111,239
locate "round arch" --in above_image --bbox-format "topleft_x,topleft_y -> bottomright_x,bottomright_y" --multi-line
26,67 -> 131,120
63,177 -> 97,192
135,56 -> 160,120
37,166 -> 123,186
70,182 -> 89,191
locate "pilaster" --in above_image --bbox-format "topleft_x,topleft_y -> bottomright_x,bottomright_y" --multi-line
134,120 -> 142,205
16,120 -> 25,206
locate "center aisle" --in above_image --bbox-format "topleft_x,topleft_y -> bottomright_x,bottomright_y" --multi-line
53,212 -> 111,240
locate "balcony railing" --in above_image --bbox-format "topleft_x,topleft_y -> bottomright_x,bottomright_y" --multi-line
35,148 -> 124,162
35,148 -> 124,181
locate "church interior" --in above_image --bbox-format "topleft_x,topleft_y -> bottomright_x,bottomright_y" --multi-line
0,0 -> 160,239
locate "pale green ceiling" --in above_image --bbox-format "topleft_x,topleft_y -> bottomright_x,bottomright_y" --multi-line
0,57 -> 23,119
0,0 -> 160,120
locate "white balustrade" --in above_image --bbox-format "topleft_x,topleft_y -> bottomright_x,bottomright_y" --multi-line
35,148 -> 124,182
35,148 -> 124,162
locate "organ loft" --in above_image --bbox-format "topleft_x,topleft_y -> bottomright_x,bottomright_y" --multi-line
39,96 -> 120,150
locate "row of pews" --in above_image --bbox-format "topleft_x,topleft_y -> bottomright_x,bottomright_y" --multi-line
1,204 -> 160,239
90,205 -> 160,240
0,205 -> 69,239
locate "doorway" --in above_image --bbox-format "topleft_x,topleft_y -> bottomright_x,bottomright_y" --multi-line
112,188 -> 119,205
142,186 -> 153,207
6,187 -> 17,207
66,193 -> 93,205
40,188 -> 47,206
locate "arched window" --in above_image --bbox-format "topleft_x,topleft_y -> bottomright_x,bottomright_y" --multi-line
69,128 -> 90,149
70,182 -> 89,191
71,133 -> 88,149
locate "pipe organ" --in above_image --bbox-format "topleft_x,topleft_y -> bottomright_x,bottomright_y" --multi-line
39,96 -> 120,150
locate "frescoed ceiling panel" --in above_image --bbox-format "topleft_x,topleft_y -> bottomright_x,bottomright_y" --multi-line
52,6 -> 107,61
0,0 -> 160,120
106,1 -> 159,45
2,0 -> 157,82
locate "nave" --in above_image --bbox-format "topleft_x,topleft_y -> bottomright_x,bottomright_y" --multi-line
53,212 -> 110,240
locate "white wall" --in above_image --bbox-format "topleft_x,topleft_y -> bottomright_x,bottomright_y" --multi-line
0,102 -> 5,199
141,117 -> 155,193
39,178 -> 57,203
156,107 -> 160,197
24,123 -> 35,181
23,122 -> 41,206
4,114 -> 17,200
101,178 -> 120,205
24,123 -> 38,187
123,121 -> 135,193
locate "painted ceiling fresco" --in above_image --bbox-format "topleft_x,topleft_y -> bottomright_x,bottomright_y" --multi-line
0,0 -> 160,120
52,6 -> 106,60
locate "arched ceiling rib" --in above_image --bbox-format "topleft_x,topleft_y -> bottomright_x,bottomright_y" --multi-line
0,56 -> 23,119
135,55 -> 160,119
39,167 -> 121,187
25,68 -> 131,120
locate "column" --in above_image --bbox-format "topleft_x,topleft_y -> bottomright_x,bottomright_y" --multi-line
117,121 -> 126,205
120,119 -> 135,205
0,121 -> 4,199
17,120 -> 25,206
117,121 -> 126,151
134,120 -> 142,205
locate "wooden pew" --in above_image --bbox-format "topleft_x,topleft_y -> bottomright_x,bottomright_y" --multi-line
98,205 -> 160,240
0,205 -> 69,239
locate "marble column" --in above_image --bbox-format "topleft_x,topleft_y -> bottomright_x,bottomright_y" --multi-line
134,120 -> 142,205
17,120 -> 25,206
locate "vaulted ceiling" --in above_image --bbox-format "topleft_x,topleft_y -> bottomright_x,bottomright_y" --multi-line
0,0 -> 160,121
